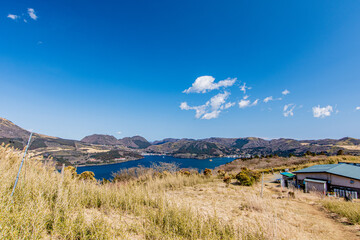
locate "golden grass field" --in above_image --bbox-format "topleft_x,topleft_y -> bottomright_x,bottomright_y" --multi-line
0,145 -> 359,239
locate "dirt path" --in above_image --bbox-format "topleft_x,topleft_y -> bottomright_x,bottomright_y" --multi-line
165,179 -> 360,240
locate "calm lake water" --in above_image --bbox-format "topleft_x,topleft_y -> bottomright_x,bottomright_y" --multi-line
76,155 -> 235,180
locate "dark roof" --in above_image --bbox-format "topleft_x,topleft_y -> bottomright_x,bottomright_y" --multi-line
294,164 -> 360,181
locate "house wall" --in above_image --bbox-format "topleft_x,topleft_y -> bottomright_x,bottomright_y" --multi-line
296,173 -> 329,182
296,172 -> 360,194
329,175 -> 360,189
306,181 -> 326,193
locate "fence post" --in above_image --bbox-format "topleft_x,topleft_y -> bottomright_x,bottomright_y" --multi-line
10,132 -> 33,198
261,172 -> 264,198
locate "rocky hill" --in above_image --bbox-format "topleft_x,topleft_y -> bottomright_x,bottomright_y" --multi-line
81,134 -> 120,145
117,136 -> 151,149
81,134 -> 151,149
0,118 -> 143,166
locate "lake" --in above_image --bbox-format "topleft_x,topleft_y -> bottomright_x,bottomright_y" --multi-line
76,155 -> 235,180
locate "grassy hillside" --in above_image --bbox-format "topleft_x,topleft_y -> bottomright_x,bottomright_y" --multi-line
218,155 -> 360,174
0,145 -> 237,239
1,145 -> 359,239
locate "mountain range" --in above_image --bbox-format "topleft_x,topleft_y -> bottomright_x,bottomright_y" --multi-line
1,117 -> 360,165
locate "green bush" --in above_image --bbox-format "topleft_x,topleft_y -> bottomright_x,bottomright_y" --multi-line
236,172 -> 254,186
235,168 -> 260,186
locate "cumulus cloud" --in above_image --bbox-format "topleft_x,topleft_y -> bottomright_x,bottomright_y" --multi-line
7,14 -> 19,20
312,105 -> 333,118
282,89 -> 290,95
240,82 -> 252,93
28,8 -> 38,20
238,99 -> 250,108
283,104 -> 296,117
183,76 -> 236,94
356,107 -> 360,111
238,97 -> 258,108
180,92 -> 234,119
263,96 -> 273,103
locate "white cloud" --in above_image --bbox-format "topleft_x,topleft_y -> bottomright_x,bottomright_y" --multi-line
312,105 -> 333,118
224,102 -> 235,109
239,97 -> 258,108
180,102 -> 207,118
356,107 -> 360,111
183,76 -> 236,94
282,89 -> 290,95
209,91 -> 229,110
240,82 -> 251,93
263,96 -> 273,103
180,92 -> 233,119
238,99 -> 250,108
202,110 -> 221,120
117,131 -> 122,135
7,14 -> 19,20
283,104 -> 296,117
28,8 -> 38,20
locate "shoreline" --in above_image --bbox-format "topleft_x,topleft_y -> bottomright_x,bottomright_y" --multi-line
74,155 -> 236,168
75,157 -> 143,168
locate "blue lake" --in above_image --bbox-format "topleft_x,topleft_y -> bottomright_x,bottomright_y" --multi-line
76,155 -> 235,180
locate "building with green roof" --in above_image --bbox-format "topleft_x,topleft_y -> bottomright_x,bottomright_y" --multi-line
294,163 -> 360,198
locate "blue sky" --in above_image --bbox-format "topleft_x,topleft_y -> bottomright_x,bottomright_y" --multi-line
1,0 -> 360,141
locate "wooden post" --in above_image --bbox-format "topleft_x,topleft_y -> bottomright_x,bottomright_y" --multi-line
61,164 -> 65,177
261,172 -> 264,198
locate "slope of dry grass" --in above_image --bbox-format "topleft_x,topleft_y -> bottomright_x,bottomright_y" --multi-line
322,199 -> 360,224
218,155 -> 360,174
1,145 -> 359,239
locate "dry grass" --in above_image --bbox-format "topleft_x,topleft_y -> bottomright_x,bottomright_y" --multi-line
0,145 -> 235,239
1,145 -> 359,239
218,155 -> 360,174
165,180 -> 360,240
322,199 -> 360,224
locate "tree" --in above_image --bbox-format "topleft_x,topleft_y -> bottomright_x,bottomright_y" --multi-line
305,150 -> 312,156
337,149 -> 344,156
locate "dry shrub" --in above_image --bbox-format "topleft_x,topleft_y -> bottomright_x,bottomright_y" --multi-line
78,171 -> 96,181
223,175 -> 231,186
217,169 -> 226,178
203,168 -> 212,177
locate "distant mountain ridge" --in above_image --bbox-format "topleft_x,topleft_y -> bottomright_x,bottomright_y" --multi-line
0,118 -> 143,166
81,134 -> 151,149
1,117 -> 360,163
